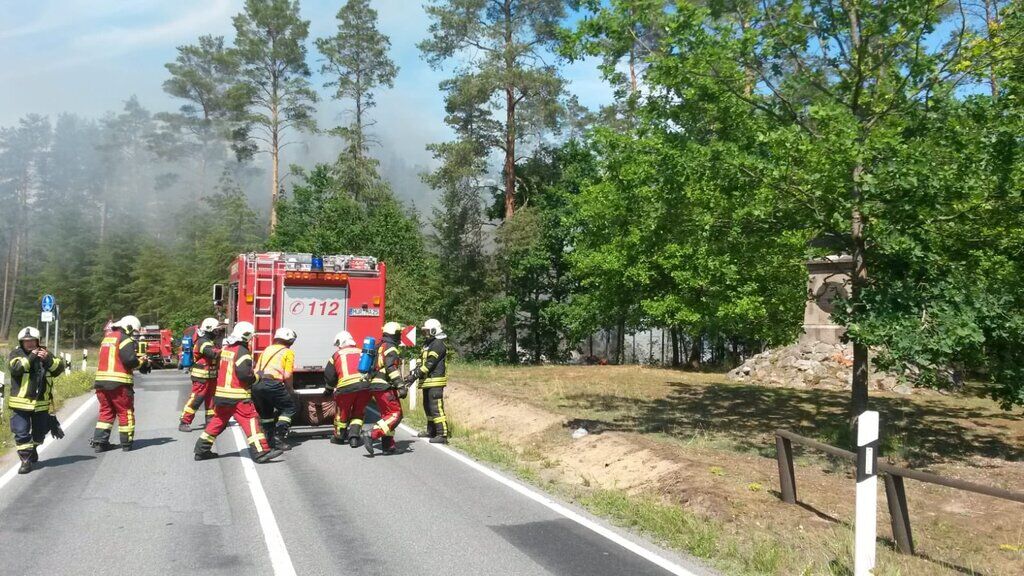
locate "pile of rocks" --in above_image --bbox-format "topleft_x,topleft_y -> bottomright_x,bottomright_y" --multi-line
727,341 -> 912,394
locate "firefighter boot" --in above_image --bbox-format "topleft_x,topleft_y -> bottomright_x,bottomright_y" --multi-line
17,452 -> 32,474
347,422 -> 363,448
330,430 -> 348,445
272,425 -> 292,451
382,435 -> 397,454
254,448 -> 284,464
178,421 -> 191,433
417,422 -> 435,438
29,447 -> 39,463
429,435 -> 448,444
361,430 -> 374,457
193,437 -> 219,461
92,440 -> 116,453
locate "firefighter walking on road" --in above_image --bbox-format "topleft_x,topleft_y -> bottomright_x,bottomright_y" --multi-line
6,327 -> 67,474
252,328 -> 298,452
323,330 -> 370,447
407,318 -> 449,443
178,317 -> 221,432
361,322 -> 406,457
194,322 -> 283,463
93,315 -> 150,453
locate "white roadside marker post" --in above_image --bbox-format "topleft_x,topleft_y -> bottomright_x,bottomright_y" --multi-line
855,410 -> 880,576
81,349 -> 88,372
408,359 -> 419,411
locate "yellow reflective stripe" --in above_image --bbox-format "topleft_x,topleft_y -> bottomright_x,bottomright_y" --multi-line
118,338 -> 134,350
9,397 -> 38,410
421,377 -> 448,388
15,442 -> 34,451
95,370 -> 133,383
10,357 -> 29,370
48,359 -> 64,374
190,367 -> 215,378
215,386 -> 250,399
278,416 -> 292,424
200,432 -> 216,442
375,419 -> 391,435
349,419 -> 363,426
339,373 -> 363,386
95,422 -> 114,430
235,354 -> 252,367
427,351 -> 439,358
387,370 -> 401,380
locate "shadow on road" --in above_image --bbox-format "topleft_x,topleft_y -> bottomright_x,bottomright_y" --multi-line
37,454 -> 95,469
126,437 -> 176,451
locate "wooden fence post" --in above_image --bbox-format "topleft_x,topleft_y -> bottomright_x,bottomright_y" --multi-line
776,434 -> 797,504
884,474 -> 915,555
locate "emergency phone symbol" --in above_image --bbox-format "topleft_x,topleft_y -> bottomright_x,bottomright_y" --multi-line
289,301 -> 305,315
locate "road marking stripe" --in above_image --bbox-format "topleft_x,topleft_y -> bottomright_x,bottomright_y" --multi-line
396,423 -> 704,576
230,426 -> 297,576
0,394 -> 98,493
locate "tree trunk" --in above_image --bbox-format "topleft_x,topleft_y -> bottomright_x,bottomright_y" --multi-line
687,332 -> 703,371
850,164 -> 870,420
670,327 -> 679,368
504,88 -> 516,219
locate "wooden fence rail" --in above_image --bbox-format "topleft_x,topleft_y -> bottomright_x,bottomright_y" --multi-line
774,429 -> 1024,555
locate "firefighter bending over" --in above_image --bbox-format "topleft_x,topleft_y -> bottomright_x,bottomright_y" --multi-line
194,322 -> 283,463
361,322 -> 405,456
252,327 -> 298,452
6,327 -> 66,474
323,330 -> 370,447
93,315 -> 150,453
408,318 -> 449,444
178,317 -> 220,432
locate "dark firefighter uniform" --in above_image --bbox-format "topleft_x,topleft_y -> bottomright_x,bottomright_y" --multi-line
179,334 -> 219,427
324,344 -> 369,446
252,342 -> 298,450
417,337 -> 449,440
94,328 -> 148,451
7,346 -> 65,471
362,335 -> 403,455
194,342 -> 279,462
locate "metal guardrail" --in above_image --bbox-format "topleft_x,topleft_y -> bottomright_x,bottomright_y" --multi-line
774,429 -> 1024,555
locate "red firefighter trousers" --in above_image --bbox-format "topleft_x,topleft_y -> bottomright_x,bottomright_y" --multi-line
94,386 -> 135,445
180,378 -> 215,425
200,400 -> 271,454
333,389 -> 370,436
369,389 -> 402,440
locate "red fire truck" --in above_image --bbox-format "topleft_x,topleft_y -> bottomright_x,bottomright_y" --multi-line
217,252 -> 387,436
139,326 -> 176,368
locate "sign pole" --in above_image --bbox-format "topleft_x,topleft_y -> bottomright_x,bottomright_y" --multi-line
54,304 -> 60,356
855,410 -> 880,576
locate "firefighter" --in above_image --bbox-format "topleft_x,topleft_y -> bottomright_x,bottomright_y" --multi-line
178,317 -> 220,432
6,327 -> 66,474
323,330 -> 370,447
252,327 -> 298,452
361,322 -> 406,457
93,315 -> 151,453
194,322 -> 283,463
407,318 -> 449,443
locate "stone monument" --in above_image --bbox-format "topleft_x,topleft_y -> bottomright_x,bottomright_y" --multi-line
800,254 -> 852,345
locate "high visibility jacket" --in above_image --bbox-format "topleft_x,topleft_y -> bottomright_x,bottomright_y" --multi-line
324,346 -> 365,394
369,336 -> 402,391
95,329 -> 141,389
255,343 -> 294,382
189,335 -> 220,380
214,343 -> 256,403
6,347 -> 65,412
418,338 -> 448,388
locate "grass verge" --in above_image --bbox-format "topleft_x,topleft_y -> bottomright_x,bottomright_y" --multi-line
1,370 -> 95,457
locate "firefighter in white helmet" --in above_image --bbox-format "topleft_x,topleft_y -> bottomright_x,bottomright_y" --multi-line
178,317 -> 221,432
406,318 -> 449,443
93,315 -> 150,453
361,321 -> 406,456
194,322 -> 283,463
7,327 -> 66,474
252,327 -> 299,451
323,330 -> 370,446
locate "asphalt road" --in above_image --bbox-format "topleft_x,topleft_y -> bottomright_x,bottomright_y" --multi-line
0,370 -> 714,576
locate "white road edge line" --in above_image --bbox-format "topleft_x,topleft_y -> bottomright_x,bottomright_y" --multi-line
230,425 -> 298,576
396,423 -> 702,576
0,394 -> 98,492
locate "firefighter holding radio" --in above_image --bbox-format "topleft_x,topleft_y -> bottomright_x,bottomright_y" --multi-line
407,318 -> 449,443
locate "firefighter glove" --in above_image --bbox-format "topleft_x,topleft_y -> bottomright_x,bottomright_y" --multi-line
49,415 -> 65,439
397,384 -> 409,400
322,387 -> 334,398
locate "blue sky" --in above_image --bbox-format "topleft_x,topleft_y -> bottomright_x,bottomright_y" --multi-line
0,0 -> 612,172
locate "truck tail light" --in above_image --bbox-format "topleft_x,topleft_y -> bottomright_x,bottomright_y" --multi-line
373,296 -> 381,306
245,294 -> 254,303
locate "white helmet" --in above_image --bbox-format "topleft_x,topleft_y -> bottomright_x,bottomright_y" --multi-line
114,315 -> 141,333
230,321 -> 255,343
17,326 -> 41,341
333,330 -> 356,347
198,317 -> 219,336
382,321 -> 402,337
274,327 -> 297,343
422,318 -> 446,339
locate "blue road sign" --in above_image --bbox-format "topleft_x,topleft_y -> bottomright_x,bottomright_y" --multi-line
41,294 -> 55,312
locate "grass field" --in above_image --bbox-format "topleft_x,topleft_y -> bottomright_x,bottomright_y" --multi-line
429,362 -> 1024,576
